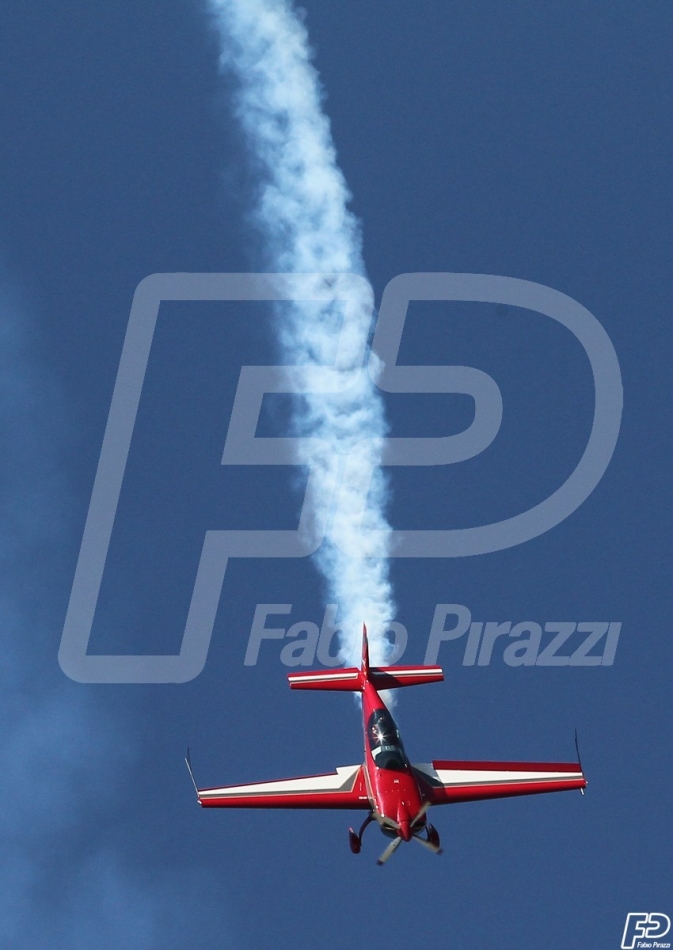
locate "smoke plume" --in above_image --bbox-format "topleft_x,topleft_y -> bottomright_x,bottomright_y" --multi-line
208,0 -> 395,666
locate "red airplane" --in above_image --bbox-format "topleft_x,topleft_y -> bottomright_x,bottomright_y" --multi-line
186,625 -> 586,865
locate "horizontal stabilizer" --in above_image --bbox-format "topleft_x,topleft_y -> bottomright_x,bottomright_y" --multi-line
288,664 -> 444,691
369,665 -> 444,690
288,668 -> 361,691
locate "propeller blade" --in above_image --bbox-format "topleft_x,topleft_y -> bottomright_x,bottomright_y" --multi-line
376,836 -> 402,866
411,802 -> 430,827
412,833 -> 443,855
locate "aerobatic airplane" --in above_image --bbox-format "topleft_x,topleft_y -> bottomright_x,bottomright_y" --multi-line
186,625 -> 586,865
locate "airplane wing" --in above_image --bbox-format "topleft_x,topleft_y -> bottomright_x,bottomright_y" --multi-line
412,759 -> 586,805
187,759 -> 370,810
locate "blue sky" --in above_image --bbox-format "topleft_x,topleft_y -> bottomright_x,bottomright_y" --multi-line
1,1 -> 671,948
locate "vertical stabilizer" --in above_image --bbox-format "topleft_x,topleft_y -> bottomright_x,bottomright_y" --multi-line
361,624 -> 370,676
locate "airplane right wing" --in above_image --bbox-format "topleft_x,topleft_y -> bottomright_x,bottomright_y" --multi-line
412,759 -> 586,805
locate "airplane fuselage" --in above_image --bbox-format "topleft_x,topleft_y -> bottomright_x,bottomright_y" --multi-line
361,680 -> 425,840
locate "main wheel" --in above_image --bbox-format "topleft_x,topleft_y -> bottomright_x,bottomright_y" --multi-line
348,828 -> 361,854
427,824 -> 440,849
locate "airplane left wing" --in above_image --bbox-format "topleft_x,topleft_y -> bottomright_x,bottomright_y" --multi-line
188,760 -> 370,810
412,759 -> 586,805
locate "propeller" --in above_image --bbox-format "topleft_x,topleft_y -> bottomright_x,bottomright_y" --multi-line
375,803 -> 435,865
410,802 -> 430,828
412,825 -> 443,855
376,836 -> 402,866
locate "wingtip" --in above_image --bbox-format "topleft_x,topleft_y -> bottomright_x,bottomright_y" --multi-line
185,747 -> 200,800
574,728 -> 587,792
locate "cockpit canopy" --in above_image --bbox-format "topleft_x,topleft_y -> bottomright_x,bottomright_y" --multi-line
367,708 -> 408,772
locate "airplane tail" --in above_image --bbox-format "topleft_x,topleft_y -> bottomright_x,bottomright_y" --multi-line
361,622 -> 370,674
287,624 -> 444,692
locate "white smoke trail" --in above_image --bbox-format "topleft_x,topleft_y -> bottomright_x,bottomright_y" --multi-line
209,0 -> 395,666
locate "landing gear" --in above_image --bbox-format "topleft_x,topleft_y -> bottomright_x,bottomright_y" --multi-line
350,811 -> 442,861
348,812 -> 374,855
427,823 -> 441,850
